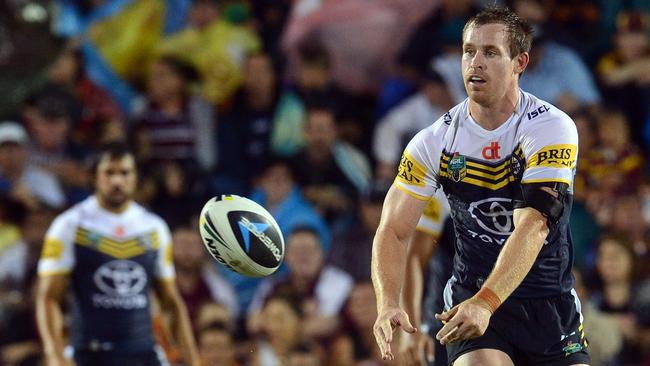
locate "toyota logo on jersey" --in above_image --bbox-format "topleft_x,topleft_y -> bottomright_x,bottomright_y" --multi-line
468,198 -> 513,236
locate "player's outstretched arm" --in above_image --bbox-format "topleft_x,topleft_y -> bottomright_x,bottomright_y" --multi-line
397,230 -> 437,366
154,279 -> 201,366
436,205 -> 548,345
371,184 -> 428,361
36,274 -> 74,366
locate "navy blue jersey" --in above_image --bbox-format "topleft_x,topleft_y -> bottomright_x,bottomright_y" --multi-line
395,90 -> 578,298
38,196 -> 175,352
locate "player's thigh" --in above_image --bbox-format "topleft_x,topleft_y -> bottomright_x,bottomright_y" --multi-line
452,348 -> 514,366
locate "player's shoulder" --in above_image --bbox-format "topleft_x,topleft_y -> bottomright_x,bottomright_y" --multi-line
51,197 -> 93,227
413,101 -> 464,144
519,91 -> 577,135
130,202 -> 170,231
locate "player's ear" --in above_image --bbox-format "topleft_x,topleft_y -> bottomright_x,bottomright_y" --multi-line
514,52 -> 529,75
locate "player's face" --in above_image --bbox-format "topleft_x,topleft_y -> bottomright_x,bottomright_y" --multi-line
462,23 -> 526,106
96,155 -> 137,209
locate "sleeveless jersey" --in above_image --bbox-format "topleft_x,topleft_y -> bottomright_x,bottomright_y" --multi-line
395,90 -> 578,298
38,196 -> 175,352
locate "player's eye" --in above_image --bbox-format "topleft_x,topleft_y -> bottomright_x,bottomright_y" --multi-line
464,49 -> 476,56
486,50 -> 497,57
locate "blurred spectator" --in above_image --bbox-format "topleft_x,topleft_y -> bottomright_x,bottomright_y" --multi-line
331,282 -> 386,366
196,302 -> 235,335
198,322 -> 239,366
272,40 -> 352,156
570,110 -> 602,267
0,208 -> 55,291
514,0 -> 601,113
628,280 -> 650,365
329,181 -> 389,282
0,199 -> 24,255
0,208 -> 54,366
590,109 -> 644,195
250,158 -> 331,249
21,90 -> 92,202
251,0 -> 292,65
598,11 -> 650,149
573,270 -> 622,366
251,296 -> 303,366
225,159 -> 330,313
216,52 -> 279,194
45,44 -> 125,146
398,0 -> 479,75
591,233 -> 641,362
52,0 -> 166,112
157,0 -> 261,105
287,341 -> 323,366
281,0 -> 439,93
248,227 -> 353,339
290,104 -> 371,223
0,122 -> 65,209
172,225 -> 239,320
373,69 -> 454,180
132,56 -> 216,172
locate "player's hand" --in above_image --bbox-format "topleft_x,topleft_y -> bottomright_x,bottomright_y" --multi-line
434,298 -> 492,345
44,353 -> 75,366
397,329 -> 435,366
373,305 -> 417,361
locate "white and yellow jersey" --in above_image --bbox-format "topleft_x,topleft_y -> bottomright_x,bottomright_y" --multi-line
415,190 -> 451,238
37,196 -> 174,352
395,90 -> 578,298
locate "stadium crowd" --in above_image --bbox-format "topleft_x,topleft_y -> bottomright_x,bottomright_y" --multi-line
0,0 -> 650,365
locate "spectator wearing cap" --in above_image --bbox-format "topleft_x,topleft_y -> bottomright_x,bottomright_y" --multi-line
22,91 -> 92,203
0,122 -> 65,209
372,68 -> 454,180
328,181 -> 389,282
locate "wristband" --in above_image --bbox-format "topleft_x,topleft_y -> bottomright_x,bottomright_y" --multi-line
475,287 -> 501,314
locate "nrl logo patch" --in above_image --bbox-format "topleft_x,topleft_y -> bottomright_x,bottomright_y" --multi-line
448,153 -> 467,182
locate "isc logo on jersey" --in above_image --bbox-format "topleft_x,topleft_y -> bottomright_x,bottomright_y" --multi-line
199,195 -> 285,277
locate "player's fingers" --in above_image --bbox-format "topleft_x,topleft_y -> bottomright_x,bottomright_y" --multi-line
394,311 -> 417,333
436,315 -> 460,341
438,325 -> 460,345
382,321 -> 394,344
425,336 -> 435,362
373,323 -> 388,357
435,304 -> 459,321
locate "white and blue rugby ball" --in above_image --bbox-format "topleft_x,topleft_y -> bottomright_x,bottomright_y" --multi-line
199,195 -> 285,277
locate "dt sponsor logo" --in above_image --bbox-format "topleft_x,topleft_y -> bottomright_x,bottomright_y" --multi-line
482,142 -> 501,160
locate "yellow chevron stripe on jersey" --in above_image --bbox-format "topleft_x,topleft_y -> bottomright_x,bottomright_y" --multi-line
440,162 -> 511,181
439,171 -> 516,190
74,227 -> 158,259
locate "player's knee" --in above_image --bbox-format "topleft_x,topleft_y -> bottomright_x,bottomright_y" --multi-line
453,349 -> 514,366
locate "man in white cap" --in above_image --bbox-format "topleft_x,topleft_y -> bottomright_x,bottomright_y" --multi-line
0,121 -> 65,209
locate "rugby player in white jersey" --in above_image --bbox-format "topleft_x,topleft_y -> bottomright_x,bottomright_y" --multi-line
36,144 -> 200,366
372,7 -> 589,366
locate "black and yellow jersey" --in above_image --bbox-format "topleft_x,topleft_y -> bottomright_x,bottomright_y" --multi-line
395,90 -> 578,298
37,196 -> 175,352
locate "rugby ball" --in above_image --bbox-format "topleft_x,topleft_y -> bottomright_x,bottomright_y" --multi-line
199,195 -> 285,277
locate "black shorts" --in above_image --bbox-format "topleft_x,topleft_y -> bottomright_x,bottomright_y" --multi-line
73,346 -> 168,366
443,280 -> 590,366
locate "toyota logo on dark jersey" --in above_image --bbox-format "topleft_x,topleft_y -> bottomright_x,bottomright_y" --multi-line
468,198 -> 513,236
